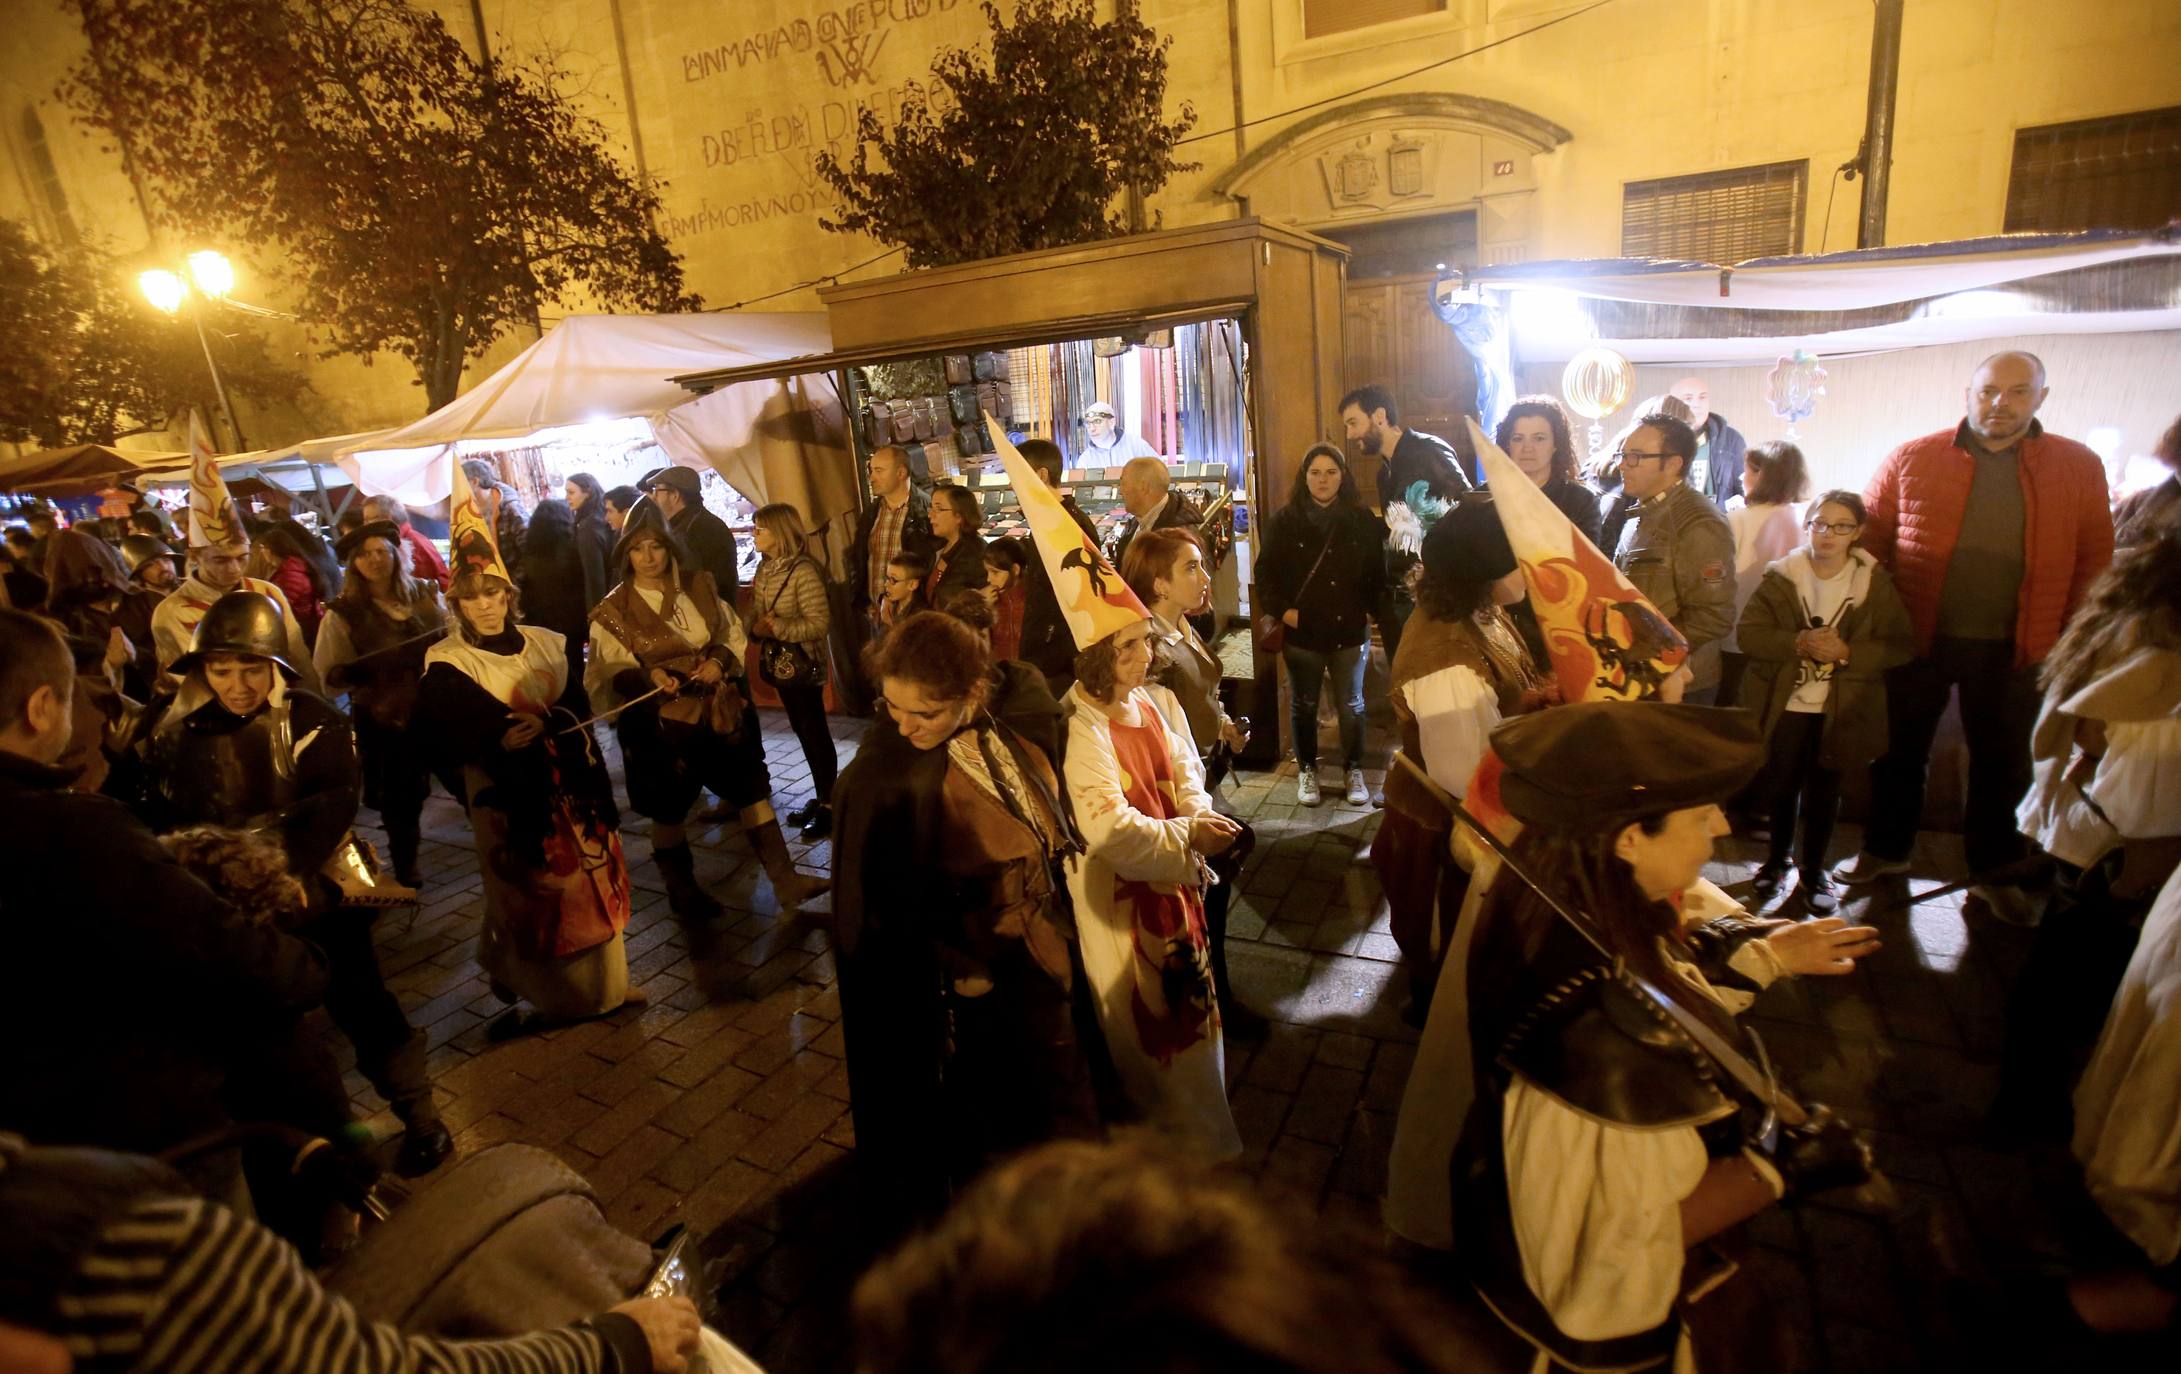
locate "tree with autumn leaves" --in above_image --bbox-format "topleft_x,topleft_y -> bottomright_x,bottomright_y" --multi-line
816,0 -> 1198,269
61,0 -> 698,414
0,219 -> 310,447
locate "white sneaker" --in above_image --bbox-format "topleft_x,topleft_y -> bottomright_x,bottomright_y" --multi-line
1345,768 -> 1371,807
1296,768 -> 1322,807
1831,851 -> 1911,885
1973,884 -> 2043,928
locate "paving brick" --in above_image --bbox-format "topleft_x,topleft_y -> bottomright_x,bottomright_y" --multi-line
583,1123 -> 682,1201
1283,1062 -> 1366,1145
736,1049 -> 840,1121
738,1093 -> 847,1173
654,1064 -> 765,1139
1242,1023 -> 1319,1093
570,1079 -> 682,1156
654,1110 -> 769,1193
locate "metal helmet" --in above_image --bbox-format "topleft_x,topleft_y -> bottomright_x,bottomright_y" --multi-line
119,532 -> 177,577
174,590 -> 298,678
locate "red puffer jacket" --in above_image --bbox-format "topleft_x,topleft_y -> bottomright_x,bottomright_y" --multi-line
1861,422 -> 2112,668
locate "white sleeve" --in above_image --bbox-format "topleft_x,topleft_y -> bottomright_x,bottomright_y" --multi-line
1144,685 -> 1213,818
2088,716 -> 2181,841
714,599 -> 749,667
1065,703 -> 1199,885
313,610 -> 355,691
1399,664 -> 1500,797
1501,1077 -> 1710,1342
585,619 -> 638,715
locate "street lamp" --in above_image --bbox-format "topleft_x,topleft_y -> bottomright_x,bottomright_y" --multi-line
140,250 -> 248,452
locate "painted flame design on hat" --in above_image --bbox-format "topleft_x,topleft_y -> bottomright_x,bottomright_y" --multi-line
185,409 -> 246,552
447,455 -> 511,586
983,412 -> 1148,652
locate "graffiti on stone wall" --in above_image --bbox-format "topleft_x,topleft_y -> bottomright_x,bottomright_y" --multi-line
664,0 -> 973,245
679,0 -> 961,89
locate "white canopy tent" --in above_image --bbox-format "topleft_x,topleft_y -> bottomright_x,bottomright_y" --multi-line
330,313 -> 859,525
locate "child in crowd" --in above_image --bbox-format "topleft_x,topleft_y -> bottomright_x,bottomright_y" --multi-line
1735,490 -> 1914,912
880,552 -> 929,632
981,537 -> 1028,662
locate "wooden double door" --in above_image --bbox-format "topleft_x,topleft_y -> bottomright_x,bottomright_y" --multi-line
1341,272 -> 1480,504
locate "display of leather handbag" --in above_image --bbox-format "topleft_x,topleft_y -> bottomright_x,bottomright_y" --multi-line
949,384 -> 980,426
889,403 -> 920,444
912,395 -> 942,441
944,354 -> 975,386
956,422 -> 988,456
975,379 -> 1012,421
973,350 -> 1011,382
865,400 -> 894,450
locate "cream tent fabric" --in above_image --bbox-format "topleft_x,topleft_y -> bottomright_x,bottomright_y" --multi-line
332,313 -> 856,524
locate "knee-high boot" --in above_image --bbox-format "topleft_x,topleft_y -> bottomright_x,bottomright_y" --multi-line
653,841 -> 723,921
743,803 -> 830,911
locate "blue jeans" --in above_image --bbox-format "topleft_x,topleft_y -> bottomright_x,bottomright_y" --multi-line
1283,641 -> 1366,770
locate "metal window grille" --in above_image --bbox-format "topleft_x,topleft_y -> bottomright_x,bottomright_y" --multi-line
1304,0 -> 1447,40
1621,161 -> 1807,263
2005,106 -> 2181,233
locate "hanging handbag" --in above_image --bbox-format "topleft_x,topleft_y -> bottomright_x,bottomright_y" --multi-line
944,354 -> 975,386
1252,525 -> 1336,656
755,558 -> 829,690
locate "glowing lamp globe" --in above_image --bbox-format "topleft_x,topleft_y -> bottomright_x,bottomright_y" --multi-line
186,250 -> 235,299
1561,347 -> 1635,456
138,268 -> 188,314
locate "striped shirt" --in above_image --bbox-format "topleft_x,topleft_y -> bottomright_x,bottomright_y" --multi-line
55,1195 -> 627,1373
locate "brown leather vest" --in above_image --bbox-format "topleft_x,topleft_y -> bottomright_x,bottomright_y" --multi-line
592,574 -> 729,729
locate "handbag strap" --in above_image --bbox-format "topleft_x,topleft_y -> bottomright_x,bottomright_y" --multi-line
1291,522 -> 1339,602
760,556 -> 811,629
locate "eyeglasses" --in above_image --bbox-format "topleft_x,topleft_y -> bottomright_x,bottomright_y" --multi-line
1805,520 -> 1861,536
1614,448 -> 1670,466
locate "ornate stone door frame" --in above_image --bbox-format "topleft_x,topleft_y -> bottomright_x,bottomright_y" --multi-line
1211,93 -> 1571,266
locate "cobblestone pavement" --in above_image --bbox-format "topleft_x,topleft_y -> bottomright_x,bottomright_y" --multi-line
327,699 -> 2161,1373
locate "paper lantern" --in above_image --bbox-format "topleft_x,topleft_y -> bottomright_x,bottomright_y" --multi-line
1561,347 -> 1634,457
1766,349 -> 1828,438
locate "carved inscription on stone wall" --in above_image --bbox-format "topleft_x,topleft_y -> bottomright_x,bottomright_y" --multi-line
662,0 -> 973,244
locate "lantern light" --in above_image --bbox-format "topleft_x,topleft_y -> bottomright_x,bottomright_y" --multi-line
138,268 -> 188,314
186,250 -> 235,299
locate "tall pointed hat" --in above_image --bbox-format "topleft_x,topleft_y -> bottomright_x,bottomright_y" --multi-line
1468,416 -> 1687,702
446,455 -> 512,585
185,408 -> 247,551
983,412 -> 1148,650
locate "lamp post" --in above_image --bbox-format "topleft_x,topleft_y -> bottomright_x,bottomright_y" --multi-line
139,250 -> 249,452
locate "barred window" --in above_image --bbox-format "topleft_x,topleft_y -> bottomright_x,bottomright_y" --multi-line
1304,0 -> 1447,40
2005,106 -> 2181,233
1621,161 -> 1807,263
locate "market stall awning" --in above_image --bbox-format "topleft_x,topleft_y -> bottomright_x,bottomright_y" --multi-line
333,312 -> 857,524
0,443 -> 187,497
1462,227 -> 2181,363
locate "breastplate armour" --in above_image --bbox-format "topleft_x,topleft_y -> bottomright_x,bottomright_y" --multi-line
147,703 -> 297,826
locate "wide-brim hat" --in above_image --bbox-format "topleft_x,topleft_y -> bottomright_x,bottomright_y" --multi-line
1492,702 -> 1763,832
171,590 -> 298,678
335,519 -> 404,563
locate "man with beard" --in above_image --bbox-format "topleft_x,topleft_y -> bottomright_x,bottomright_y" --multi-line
1340,384 -> 1469,664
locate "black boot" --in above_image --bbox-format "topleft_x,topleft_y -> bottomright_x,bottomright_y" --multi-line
393,1105 -> 454,1177
654,842 -> 723,920
746,810 -> 830,911
798,804 -> 833,841
387,819 -> 422,889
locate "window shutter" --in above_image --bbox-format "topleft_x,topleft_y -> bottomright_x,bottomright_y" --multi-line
2005,106 -> 2181,234
1304,0 -> 1447,40
1621,161 -> 1807,262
